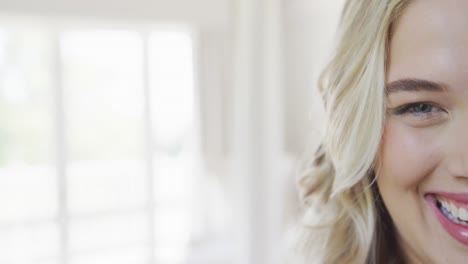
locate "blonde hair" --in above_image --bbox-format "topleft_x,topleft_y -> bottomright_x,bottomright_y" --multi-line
293,1 -> 411,263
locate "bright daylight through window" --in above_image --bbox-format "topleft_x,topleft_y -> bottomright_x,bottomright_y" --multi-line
0,20 -> 221,264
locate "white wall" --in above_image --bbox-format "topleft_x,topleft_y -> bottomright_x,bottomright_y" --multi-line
228,0 -> 287,263
197,2 -> 346,263
279,0 -> 346,242
0,0 -> 230,29
283,0 -> 344,154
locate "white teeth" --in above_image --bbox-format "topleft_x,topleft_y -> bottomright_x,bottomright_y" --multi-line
443,201 -> 449,210
438,197 -> 468,222
460,208 -> 468,221
450,203 -> 459,218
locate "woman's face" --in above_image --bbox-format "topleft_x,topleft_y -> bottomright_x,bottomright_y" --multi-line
377,0 -> 468,263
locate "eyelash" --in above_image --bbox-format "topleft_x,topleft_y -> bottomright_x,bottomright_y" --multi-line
390,102 -> 446,119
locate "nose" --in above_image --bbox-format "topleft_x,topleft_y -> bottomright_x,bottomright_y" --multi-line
444,115 -> 468,178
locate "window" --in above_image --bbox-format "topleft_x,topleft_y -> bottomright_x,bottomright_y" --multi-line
0,18 -> 215,264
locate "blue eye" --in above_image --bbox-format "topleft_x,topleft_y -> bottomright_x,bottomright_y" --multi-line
390,102 -> 445,117
398,103 -> 433,114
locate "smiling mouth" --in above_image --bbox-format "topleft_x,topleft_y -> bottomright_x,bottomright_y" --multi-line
435,197 -> 468,226
428,194 -> 468,246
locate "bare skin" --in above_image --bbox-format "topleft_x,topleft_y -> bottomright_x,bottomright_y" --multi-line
377,0 -> 468,263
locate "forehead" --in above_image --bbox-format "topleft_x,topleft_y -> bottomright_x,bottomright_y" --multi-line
387,0 -> 468,93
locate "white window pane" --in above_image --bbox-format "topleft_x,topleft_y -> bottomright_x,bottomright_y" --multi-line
155,246 -> 188,264
70,246 -> 148,264
150,30 -> 199,264
184,236 -> 234,264
61,30 -> 144,161
0,223 -> 59,263
36,260 -> 59,264
0,261 -> 59,264
69,213 -> 149,253
61,30 -> 147,213
153,155 -> 195,202
149,30 -> 197,202
154,208 -> 192,246
149,31 -> 194,147
0,166 -> 57,222
67,160 -> 146,214
0,26 -> 57,222
0,29 -> 6,69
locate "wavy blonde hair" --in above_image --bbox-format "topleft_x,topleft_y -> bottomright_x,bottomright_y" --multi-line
293,1 -> 411,263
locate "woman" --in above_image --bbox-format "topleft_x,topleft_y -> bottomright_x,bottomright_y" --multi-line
294,0 -> 468,263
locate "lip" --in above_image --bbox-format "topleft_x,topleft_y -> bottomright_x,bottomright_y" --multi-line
426,194 -> 468,246
434,192 -> 468,204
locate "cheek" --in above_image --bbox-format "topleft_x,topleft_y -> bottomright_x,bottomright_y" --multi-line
377,120 -> 439,189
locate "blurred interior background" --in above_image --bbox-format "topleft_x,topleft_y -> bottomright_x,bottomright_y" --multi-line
0,0 -> 343,263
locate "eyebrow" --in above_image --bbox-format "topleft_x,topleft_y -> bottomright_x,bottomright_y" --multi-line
385,78 -> 448,94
